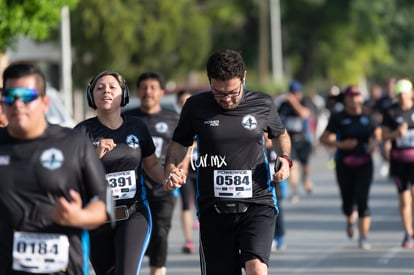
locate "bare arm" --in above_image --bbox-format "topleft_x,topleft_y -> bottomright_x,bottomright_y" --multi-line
52,189 -> 107,230
287,94 -> 311,118
382,123 -> 408,141
319,129 -> 357,150
143,152 -> 187,190
142,153 -> 165,184
367,127 -> 382,153
164,141 -> 189,190
271,129 -> 291,182
176,144 -> 195,175
271,129 -> 291,156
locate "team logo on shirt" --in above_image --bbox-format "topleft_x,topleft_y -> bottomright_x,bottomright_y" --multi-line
155,122 -> 169,134
0,155 -> 10,165
396,116 -> 405,124
360,116 -> 369,125
40,148 -> 64,170
241,115 -> 257,130
126,135 -> 140,149
341,118 -> 352,125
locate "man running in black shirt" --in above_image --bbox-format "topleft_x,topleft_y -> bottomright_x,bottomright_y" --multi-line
0,63 -> 109,274
164,49 -> 291,275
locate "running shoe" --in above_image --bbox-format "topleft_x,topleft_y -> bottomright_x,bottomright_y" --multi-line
182,241 -> 195,254
276,236 -> 287,251
358,237 -> 371,250
271,240 -> 277,253
271,238 -> 287,252
402,234 -> 413,249
327,158 -> 335,170
193,220 -> 199,230
290,193 -> 300,204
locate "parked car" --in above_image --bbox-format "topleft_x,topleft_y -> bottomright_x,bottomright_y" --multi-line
121,93 -> 180,114
46,86 -> 76,128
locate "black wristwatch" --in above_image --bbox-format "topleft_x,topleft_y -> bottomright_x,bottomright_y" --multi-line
279,154 -> 293,168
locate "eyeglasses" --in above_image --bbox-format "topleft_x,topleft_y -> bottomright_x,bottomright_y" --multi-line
212,84 -> 242,99
2,87 -> 39,105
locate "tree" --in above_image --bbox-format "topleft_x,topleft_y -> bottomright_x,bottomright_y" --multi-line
372,0 -> 414,85
70,0 -> 211,87
281,0 -> 393,87
0,0 -> 78,52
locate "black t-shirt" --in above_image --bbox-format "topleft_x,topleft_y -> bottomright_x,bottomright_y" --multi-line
376,95 -> 397,114
75,115 -> 155,206
278,97 -> 314,142
173,90 -> 286,210
123,107 -> 179,200
0,124 -> 107,274
325,111 -> 379,158
382,103 -> 414,150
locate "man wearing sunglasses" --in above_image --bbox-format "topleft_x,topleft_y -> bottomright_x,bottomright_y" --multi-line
0,63 -> 110,274
164,49 -> 292,275
0,89 -> 7,128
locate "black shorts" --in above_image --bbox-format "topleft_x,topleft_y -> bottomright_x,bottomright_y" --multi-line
390,160 -> 414,193
199,203 -> 276,275
291,140 -> 312,165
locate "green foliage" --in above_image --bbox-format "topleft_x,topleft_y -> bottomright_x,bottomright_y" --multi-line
0,0 -> 78,52
282,0 -> 393,86
71,0 -> 211,88
5,0 -> 414,95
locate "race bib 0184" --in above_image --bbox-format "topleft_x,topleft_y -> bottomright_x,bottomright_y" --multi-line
12,231 -> 69,273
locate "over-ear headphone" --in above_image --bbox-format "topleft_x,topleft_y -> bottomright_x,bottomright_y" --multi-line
86,71 -> 129,109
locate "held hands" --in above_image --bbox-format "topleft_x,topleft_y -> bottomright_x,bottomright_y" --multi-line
97,138 -> 116,158
163,168 -> 187,191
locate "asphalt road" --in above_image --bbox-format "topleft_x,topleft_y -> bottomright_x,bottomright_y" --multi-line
139,147 -> 413,275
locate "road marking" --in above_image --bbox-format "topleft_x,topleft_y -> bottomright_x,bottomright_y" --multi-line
376,247 -> 401,264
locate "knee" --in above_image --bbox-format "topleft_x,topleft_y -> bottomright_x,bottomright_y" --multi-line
358,208 -> 370,217
245,259 -> 267,275
152,227 -> 169,241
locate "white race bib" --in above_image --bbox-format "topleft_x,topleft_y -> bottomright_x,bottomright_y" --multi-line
213,170 -> 253,198
285,117 -> 303,132
152,137 -> 163,158
396,129 -> 414,148
106,170 -> 137,200
13,232 -> 69,273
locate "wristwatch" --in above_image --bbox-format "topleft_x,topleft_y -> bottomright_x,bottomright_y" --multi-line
279,154 -> 293,168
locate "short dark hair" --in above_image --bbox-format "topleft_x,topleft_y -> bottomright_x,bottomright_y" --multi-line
88,71 -> 127,92
136,72 -> 165,89
176,89 -> 192,101
206,49 -> 245,82
2,63 -> 46,95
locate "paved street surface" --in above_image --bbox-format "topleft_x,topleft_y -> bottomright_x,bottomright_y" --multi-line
138,147 -> 413,275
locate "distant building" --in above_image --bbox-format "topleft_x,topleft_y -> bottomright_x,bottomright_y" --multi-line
5,37 -> 61,89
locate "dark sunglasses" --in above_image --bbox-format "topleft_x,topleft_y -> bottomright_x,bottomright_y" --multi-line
2,87 -> 39,105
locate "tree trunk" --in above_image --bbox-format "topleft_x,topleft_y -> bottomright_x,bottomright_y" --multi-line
0,53 -> 9,87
